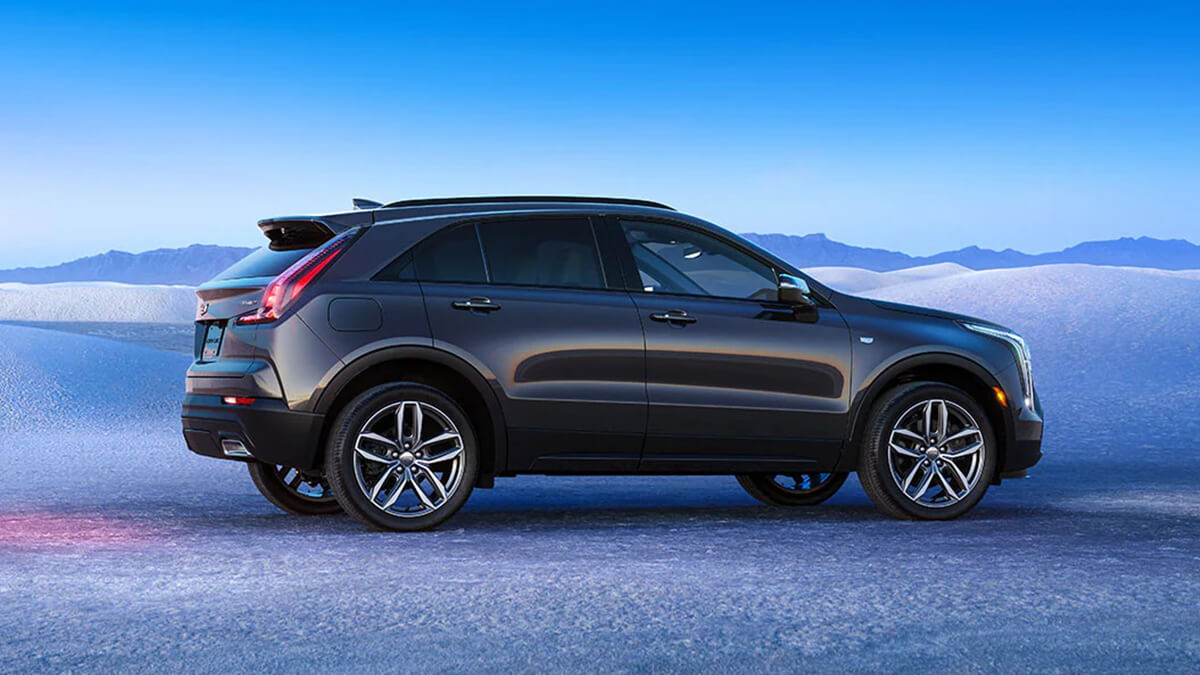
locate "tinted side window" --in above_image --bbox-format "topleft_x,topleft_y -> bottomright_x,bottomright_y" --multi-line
413,224 -> 487,283
620,220 -> 776,300
478,218 -> 605,289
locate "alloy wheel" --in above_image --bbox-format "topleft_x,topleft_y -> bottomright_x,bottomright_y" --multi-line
352,400 -> 465,518
886,398 -> 986,508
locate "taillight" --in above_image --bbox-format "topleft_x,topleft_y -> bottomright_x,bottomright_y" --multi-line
237,228 -> 359,325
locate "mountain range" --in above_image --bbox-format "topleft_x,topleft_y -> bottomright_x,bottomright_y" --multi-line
741,233 -> 1200,271
0,244 -> 256,285
0,235 -> 1196,285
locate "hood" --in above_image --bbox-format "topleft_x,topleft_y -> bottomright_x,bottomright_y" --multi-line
868,298 -> 1009,331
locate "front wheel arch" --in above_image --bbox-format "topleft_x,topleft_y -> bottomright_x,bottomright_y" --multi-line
842,353 -> 1010,479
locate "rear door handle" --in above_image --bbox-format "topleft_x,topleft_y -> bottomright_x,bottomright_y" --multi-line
451,297 -> 501,313
649,310 -> 697,325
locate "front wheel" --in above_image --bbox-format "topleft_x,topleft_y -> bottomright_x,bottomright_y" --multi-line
857,382 -> 996,520
325,383 -> 479,532
736,472 -> 849,506
247,461 -> 342,515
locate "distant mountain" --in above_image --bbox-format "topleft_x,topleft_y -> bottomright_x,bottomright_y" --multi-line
1,234 -> 1196,285
0,244 -> 256,285
741,233 -> 1200,272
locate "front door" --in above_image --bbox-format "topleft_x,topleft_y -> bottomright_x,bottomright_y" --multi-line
417,216 -> 646,473
614,218 -> 851,473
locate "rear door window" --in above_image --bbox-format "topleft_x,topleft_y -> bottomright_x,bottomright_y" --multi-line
477,218 -> 605,289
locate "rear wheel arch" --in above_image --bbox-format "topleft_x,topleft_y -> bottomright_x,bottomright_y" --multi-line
844,353 -> 1010,478
313,346 -> 507,481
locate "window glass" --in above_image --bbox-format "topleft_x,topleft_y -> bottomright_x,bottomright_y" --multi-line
621,220 -> 776,300
478,218 -> 605,289
413,224 -> 487,283
373,252 -> 414,281
213,246 -> 312,281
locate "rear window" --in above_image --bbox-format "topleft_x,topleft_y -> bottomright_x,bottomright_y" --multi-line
211,246 -> 313,281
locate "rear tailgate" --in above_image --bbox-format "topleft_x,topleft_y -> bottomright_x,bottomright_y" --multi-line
192,218 -> 340,359
194,216 -> 345,323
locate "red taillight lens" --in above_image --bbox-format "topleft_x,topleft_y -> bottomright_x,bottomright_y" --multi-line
222,396 -> 256,406
237,228 -> 359,325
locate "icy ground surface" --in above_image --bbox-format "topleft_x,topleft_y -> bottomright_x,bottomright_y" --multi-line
2,265 -> 1200,672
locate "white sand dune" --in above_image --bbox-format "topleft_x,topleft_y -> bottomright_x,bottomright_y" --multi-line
865,264 -> 1200,438
0,282 -> 196,324
807,262 -> 972,293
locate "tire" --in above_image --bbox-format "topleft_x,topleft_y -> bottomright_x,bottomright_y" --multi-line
325,382 -> 479,532
736,472 -> 848,506
858,381 -> 997,520
246,461 -> 342,515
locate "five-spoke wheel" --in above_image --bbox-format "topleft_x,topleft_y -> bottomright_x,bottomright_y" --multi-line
886,398 -> 985,508
858,382 -> 996,520
325,383 -> 478,531
352,400 -> 466,517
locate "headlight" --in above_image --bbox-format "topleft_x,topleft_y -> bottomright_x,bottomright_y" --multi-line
961,322 -> 1034,409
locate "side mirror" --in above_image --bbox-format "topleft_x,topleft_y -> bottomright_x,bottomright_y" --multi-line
778,274 -> 815,307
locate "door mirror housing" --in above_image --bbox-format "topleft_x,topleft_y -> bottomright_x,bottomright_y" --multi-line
778,274 -> 815,306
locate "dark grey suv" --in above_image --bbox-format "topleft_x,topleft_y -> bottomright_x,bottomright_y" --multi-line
182,196 -> 1042,531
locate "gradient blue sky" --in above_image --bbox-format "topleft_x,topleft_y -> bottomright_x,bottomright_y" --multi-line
1,1 -> 1198,267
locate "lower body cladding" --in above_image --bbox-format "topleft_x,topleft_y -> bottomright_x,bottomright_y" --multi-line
182,389 -> 1044,479
182,394 -> 325,469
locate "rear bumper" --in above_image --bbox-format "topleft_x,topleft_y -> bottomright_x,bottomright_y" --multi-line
181,394 -> 326,470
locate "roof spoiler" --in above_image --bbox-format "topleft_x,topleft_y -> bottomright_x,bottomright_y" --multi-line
256,216 -> 341,250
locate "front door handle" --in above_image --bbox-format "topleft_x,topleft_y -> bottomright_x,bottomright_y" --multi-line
649,310 -> 697,325
451,297 -> 501,313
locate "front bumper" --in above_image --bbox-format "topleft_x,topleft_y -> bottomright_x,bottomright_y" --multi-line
181,394 -> 326,470
1000,388 -> 1043,477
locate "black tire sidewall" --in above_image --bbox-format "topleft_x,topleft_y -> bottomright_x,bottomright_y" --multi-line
326,383 -> 479,532
246,461 -> 342,516
736,472 -> 849,506
860,382 -> 997,520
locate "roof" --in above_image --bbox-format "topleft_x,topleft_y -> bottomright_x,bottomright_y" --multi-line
378,195 -> 674,210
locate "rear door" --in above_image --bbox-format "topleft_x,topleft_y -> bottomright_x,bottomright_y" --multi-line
417,215 -> 647,473
613,218 -> 852,473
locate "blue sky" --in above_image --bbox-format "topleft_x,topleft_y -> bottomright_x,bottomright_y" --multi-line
1,1 -> 1197,267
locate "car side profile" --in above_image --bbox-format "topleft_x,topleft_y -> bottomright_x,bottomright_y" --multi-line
181,196 -> 1043,531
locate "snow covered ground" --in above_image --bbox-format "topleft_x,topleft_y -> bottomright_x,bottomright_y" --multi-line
1,266 -> 1198,672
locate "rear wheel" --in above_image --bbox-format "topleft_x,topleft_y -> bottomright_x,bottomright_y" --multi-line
247,461 -> 342,515
857,382 -> 996,520
325,383 -> 478,532
737,472 -> 848,506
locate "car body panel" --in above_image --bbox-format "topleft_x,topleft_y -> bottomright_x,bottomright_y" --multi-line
630,292 -> 851,471
422,282 -> 647,472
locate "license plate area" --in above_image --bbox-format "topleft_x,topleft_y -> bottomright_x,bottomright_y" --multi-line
200,322 -> 226,361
